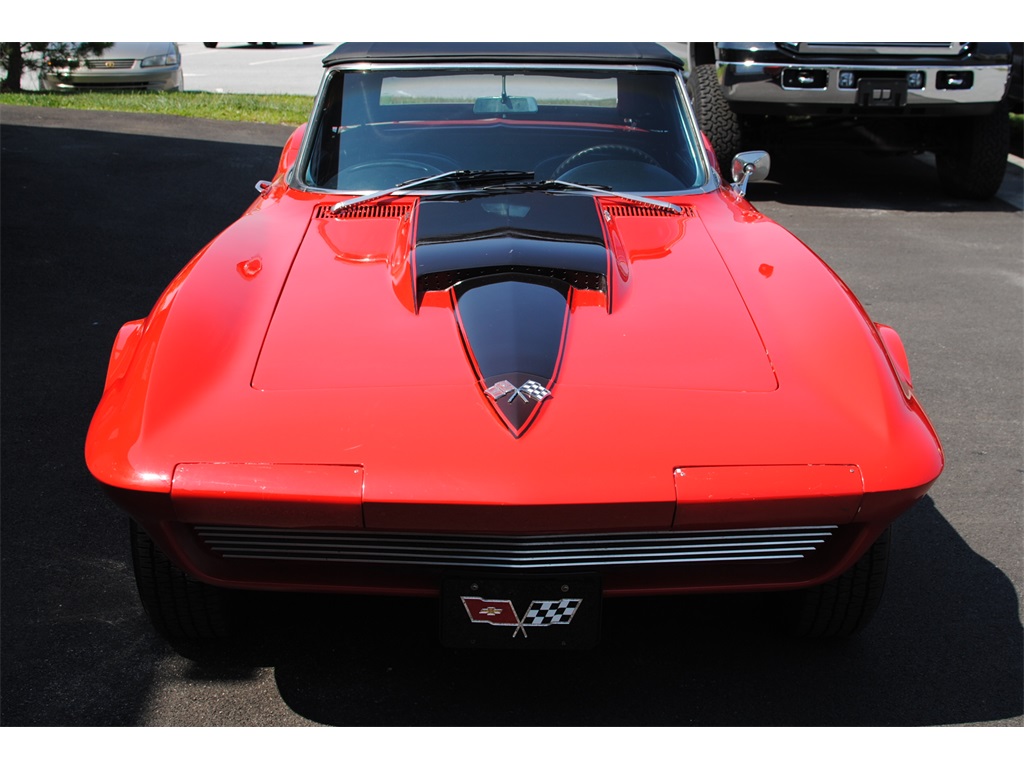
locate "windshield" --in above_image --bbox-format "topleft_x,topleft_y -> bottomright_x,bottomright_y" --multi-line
302,67 -> 707,193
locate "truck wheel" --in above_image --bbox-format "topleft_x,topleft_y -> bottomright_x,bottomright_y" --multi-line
130,519 -> 231,641
688,63 -> 743,172
782,527 -> 891,639
935,106 -> 1009,200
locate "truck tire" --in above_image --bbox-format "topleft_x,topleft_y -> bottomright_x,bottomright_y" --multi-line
935,106 -> 1009,200
688,63 -> 743,172
130,519 -> 231,641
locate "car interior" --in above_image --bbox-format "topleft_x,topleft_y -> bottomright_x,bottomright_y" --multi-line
303,68 -> 704,192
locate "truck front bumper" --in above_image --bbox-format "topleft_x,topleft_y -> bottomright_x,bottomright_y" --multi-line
718,61 -> 1011,116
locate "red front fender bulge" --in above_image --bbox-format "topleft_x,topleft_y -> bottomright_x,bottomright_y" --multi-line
103,319 -> 145,391
276,123 -> 306,179
875,323 -> 913,393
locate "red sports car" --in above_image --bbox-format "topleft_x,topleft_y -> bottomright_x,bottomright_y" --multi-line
85,43 -> 943,650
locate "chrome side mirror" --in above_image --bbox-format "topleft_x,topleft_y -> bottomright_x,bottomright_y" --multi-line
730,151 -> 770,197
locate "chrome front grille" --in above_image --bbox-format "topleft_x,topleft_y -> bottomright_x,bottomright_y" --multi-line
85,59 -> 136,69
193,525 -> 837,568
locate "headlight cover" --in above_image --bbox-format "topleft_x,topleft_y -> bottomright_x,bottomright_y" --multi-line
141,53 -> 179,68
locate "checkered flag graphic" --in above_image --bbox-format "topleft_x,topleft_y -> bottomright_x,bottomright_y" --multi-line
519,380 -> 551,402
522,598 -> 582,627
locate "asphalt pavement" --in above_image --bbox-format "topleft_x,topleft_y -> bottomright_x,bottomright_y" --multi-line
0,104 -> 1021,728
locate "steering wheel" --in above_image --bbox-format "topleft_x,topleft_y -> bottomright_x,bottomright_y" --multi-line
553,144 -> 661,179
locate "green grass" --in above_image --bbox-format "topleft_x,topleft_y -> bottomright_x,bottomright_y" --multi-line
2,91 -> 1020,155
0,91 -> 313,126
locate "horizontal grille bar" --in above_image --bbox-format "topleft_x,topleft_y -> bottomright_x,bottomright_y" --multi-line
193,525 -> 837,569
784,43 -> 965,57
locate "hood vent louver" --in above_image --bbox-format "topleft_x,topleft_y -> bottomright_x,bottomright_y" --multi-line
419,265 -> 605,297
315,203 -> 413,220
605,203 -> 696,218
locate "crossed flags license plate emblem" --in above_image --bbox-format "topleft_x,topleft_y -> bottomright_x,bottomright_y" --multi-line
461,596 -> 582,638
442,576 -> 601,649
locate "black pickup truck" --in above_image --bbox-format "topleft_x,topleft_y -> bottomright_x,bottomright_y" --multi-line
687,43 -> 1015,199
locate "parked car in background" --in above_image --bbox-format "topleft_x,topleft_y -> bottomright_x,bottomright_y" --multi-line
41,42 -> 182,92
202,42 -> 314,48
687,42 -> 1014,199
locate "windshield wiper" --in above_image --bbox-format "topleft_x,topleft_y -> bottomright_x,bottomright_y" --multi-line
331,169 -> 534,212
332,169 -> 682,215
499,179 -> 683,215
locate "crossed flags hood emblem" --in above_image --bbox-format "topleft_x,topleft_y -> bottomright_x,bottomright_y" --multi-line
484,379 -> 551,403
480,378 -> 553,436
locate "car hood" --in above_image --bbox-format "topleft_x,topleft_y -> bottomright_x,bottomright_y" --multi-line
253,191 -> 777,419
84,42 -> 176,60
86,187 -> 942,513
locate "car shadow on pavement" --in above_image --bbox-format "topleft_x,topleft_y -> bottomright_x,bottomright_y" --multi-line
745,141 -> 1022,215
212,496 -> 1023,727
2,109 -> 1019,726
0,113 -> 290,725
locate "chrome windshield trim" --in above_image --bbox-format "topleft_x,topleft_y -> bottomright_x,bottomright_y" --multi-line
294,63 -> 714,197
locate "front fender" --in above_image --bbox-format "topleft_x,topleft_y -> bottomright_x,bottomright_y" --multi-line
103,318 -> 145,391
875,322 -> 913,392
276,123 -> 306,179
85,196 -> 313,493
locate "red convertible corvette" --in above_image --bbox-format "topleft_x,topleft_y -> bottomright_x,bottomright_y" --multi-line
85,43 -> 943,649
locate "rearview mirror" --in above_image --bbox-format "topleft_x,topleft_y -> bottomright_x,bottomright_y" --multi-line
474,96 -> 539,114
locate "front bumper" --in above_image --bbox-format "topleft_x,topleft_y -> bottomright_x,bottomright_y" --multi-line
40,66 -> 183,92
718,60 -> 1011,116
106,478 -> 927,598
146,517 -> 892,598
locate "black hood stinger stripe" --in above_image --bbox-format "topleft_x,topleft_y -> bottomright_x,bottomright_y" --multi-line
415,192 -> 610,436
415,192 -> 610,303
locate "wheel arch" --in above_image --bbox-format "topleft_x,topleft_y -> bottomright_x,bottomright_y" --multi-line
688,43 -> 718,68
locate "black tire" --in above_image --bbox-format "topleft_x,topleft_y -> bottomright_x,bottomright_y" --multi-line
783,526 -> 892,639
935,106 -> 1009,200
688,63 -> 743,172
130,519 -> 231,641
203,42 -> 217,49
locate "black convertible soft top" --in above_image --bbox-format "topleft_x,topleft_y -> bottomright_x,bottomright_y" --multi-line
322,42 -> 684,69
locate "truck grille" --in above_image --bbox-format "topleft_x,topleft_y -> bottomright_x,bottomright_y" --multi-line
781,43 -> 965,57
193,525 -> 837,568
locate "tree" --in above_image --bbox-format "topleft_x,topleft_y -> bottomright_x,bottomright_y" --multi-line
1,43 -> 112,93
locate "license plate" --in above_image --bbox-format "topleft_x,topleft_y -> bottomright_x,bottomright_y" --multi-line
441,574 -> 601,650
856,78 -> 908,108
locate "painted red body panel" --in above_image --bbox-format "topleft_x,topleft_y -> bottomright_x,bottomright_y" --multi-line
86,74 -> 942,603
